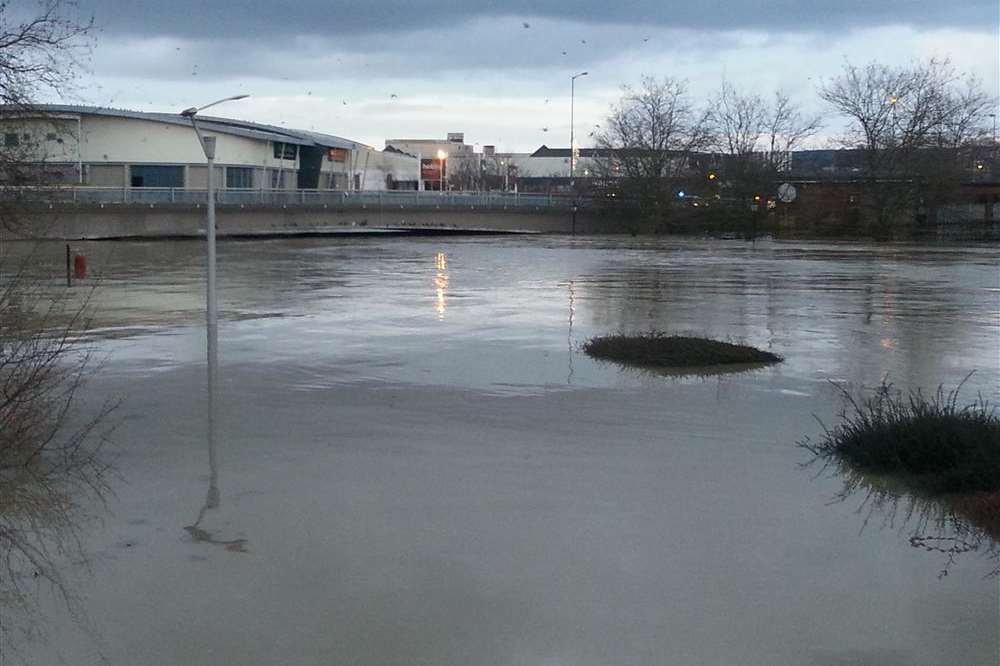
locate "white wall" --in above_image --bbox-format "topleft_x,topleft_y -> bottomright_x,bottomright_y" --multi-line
80,116 -> 294,170
355,148 -> 419,190
497,154 -> 599,178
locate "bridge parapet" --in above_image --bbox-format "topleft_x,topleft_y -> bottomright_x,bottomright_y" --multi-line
1,187 -> 584,211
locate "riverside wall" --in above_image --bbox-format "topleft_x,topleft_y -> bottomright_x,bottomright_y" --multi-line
9,203 -> 614,239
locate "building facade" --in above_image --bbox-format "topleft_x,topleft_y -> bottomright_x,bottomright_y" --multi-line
385,132 -> 478,191
0,106 -> 418,191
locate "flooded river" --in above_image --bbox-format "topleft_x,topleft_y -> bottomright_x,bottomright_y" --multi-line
10,236 -> 1000,665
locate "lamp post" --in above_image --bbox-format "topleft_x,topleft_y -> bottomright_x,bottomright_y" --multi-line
570,71 -> 588,180
180,93 -> 249,509
437,149 -> 447,193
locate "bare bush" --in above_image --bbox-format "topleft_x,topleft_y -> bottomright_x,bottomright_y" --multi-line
0,252 -> 115,648
0,0 -> 107,653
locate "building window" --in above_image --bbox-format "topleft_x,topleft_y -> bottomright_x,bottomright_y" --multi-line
226,166 -> 253,189
46,133 -> 58,141
129,165 -> 184,188
270,170 -> 282,189
4,133 -> 19,147
273,142 -> 297,160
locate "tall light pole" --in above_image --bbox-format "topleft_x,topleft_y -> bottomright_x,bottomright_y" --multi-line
179,93 -> 249,510
570,71 -> 588,181
437,149 -> 447,193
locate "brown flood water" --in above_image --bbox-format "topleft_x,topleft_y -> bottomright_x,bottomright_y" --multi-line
6,235 -> 1000,665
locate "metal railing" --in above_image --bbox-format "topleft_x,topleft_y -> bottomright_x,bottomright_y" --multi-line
3,186 -> 583,210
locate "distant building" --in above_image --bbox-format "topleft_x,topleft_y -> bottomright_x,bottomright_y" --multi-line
0,105 -> 418,191
385,133 -> 478,191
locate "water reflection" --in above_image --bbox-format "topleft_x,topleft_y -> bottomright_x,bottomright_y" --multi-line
814,465 -> 999,579
567,279 -> 575,385
434,252 -> 448,320
183,395 -> 248,553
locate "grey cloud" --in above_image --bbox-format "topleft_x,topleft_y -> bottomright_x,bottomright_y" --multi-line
89,0 -> 997,39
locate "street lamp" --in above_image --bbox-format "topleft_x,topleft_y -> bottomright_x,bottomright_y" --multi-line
570,71 -> 588,180
179,93 -> 249,509
436,149 -> 447,193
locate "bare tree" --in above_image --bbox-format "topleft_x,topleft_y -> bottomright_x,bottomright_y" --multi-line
819,58 -> 993,227
0,0 -> 92,109
447,157 -> 482,192
707,81 -> 820,214
0,0 -> 108,654
593,77 -> 711,224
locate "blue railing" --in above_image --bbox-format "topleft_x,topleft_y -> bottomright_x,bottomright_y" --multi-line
5,187 -> 582,210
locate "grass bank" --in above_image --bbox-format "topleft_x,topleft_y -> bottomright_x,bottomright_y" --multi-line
582,333 -> 782,369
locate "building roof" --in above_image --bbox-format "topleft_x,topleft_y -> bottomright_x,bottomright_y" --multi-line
530,145 -> 607,158
2,105 -> 369,151
384,144 -> 417,158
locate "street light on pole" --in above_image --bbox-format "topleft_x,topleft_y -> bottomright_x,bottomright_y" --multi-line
179,93 -> 249,510
570,71 -> 588,181
437,149 -> 447,193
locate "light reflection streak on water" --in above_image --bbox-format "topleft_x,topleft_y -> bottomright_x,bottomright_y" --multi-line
567,279 -> 575,384
434,251 -> 448,320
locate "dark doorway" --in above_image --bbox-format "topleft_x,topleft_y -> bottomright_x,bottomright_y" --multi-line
297,146 -> 323,189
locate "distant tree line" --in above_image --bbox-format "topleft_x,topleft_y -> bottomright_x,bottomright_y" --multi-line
591,59 -> 994,233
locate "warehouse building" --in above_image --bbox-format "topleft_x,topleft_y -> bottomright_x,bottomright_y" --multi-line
385,132 -> 478,191
0,105 -> 418,191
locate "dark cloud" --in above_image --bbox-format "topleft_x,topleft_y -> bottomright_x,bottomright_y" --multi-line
89,0 -> 997,39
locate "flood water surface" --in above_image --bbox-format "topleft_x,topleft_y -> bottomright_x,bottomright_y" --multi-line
13,236 -> 1000,665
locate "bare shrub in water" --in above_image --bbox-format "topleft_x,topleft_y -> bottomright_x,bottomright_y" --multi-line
0,252 -> 116,649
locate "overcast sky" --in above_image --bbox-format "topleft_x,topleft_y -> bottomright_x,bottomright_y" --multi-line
47,1 -> 1000,151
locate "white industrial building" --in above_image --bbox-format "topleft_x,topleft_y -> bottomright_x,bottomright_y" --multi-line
0,105 -> 418,191
385,132 -> 478,191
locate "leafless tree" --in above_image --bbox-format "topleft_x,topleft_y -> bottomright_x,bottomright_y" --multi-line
0,0 -> 108,655
707,81 -> 821,213
0,0 -> 92,109
447,157 -> 482,192
593,77 -> 711,223
819,58 -> 993,227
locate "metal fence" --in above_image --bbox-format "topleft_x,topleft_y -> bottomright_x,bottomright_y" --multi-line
3,187 -> 584,210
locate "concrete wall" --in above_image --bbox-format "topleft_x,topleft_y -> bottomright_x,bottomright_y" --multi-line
356,149 -> 419,190
12,203 -> 608,239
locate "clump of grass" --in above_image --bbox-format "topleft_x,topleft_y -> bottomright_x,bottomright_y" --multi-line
801,377 -> 1000,578
802,377 -> 1000,496
582,332 -> 782,369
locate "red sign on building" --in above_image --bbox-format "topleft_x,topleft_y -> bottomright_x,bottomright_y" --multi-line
421,158 -> 444,180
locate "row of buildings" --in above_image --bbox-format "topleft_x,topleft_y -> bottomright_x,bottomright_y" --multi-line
0,105 -> 596,194
1,105 -> 995,197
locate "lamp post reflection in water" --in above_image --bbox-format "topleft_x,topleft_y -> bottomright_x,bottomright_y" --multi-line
567,279 -> 575,384
434,252 -> 448,320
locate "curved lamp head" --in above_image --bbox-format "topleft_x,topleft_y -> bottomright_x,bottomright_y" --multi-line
180,94 -> 250,117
